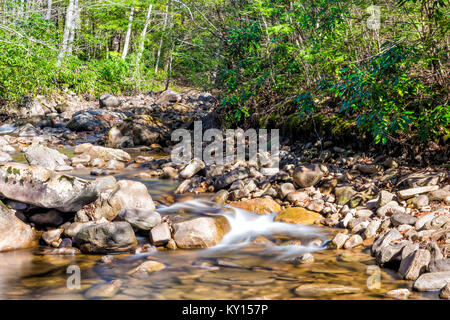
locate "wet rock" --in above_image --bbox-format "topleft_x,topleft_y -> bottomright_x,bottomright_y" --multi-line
230,198 -> 281,214
275,207 -> 322,225
105,127 -> 134,149
344,234 -> 363,249
0,205 -> 37,252
129,261 -> 166,275
94,180 -> 156,221
391,213 -> 417,226
173,216 -> 230,249
41,229 -> 63,247
294,283 -> 361,297
293,164 -> 328,188
103,159 -> 125,170
0,163 -> 98,212
117,208 -> 161,231
85,280 -> 122,299
99,93 -> 120,108
212,190 -> 228,205
398,185 -> 439,200
179,158 -> 205,179
398,249 -> 431,280
24,144 -> 68,170
413,271 -> 450,291
330,233 -> 349,249
150,222 -> 171,246
73,221 -> 137,253
385,288 -> 411,300
161,166 -> 177,179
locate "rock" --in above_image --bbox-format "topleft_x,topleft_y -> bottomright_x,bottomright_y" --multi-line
344,234 -> 363,249
212,190 -> 228,205
330,233 -> 349,249
41,228 -> 63,247
0,163 -> 99,212
294,283 -> 361,297
105,127 -> 134,149
116,115 -> 168,146
306,199 -> 324,213
424,215 -> 449,230
30,210 -> 64,227
398,249 -> 431,280
214,168 -> 249,189
429,189 -> 450,203
103,159 -> 125,170
85,280 -> 122,299
377,190 -> 395,208
375,240 -> 408,265
440,283 -> 450,299
415,212 -> 435,230
412,195 -> 429,209
364,220 -> 381,239
428,259 -> 450,273
117,208 -> 161,231
293,164 -> 327,188
385,289 -> 411,300
286,191 -> 309,205
293,253 -> 315,264
75,143 -> 131,163
274,207 -> 322,225
376,201 -> 404,217
230,198 -> 281,214
279,183 -> 296,198
24,144 -> 68,170
413,271 -> 450,291
94,180 -> 156,221
0,152 -> 12,164
334,185 -> 356,205
156,90 -> 181,105
391,213 -> 417,226
161,166 -> 177,179
73,221 -> 137,253
357,164 -> 382,174
355,209 -> 373,218
150,222 -> 171,246
0,205 -> 37,252
129,261 -> 166,275
99,93 -> 120,108
179,158 -> 205,179
16,123 -> 38,137
404,171 -> 445,188
398,185 -> 439,199
371,229 -> 403,255
173,216 -> 230,249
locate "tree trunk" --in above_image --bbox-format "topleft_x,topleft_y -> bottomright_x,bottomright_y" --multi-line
46,0 -> 52,20
56,0 -> 75,67
121,5 -> 135,60
155,5 -> 168,74
136,3 -> 153,66
67,0 -> 79,55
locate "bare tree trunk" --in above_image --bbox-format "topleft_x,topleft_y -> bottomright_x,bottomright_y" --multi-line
46,0 -> 52,20
154,5 -> 168,74
67,0 -> 79,55
136,3 -> 153,66
56,0 -> 74,67
121,4 -> 135,60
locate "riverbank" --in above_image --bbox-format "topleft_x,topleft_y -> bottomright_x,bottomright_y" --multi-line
0,89 -> 448,300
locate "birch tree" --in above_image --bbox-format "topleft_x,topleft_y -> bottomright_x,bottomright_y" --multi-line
121,3 -> 135,60
56,0 -> 75,66
154,4 -> 168,74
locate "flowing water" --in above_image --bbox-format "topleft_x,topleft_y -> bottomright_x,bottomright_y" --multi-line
0,149 -> 438,300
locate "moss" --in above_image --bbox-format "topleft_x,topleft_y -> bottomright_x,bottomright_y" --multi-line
57,175 -> 77,186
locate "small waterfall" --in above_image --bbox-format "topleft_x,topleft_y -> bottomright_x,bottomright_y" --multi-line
158,199 -> 327,259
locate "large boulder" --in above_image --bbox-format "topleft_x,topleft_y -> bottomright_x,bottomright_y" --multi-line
275,207 -> 323,225
0,163 -> 99,212
293,164 -> 328,188
67,110 -> 128,132
230,198 -> 281,214
0,204 -> 38,252
173,216 -> 230,249
116,115 -> 169,146
24,144 -> 69,170
73,221 -> 137,253
116,208 -> 161,231
94,180 -> 156,221
413,271 -> 450,291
